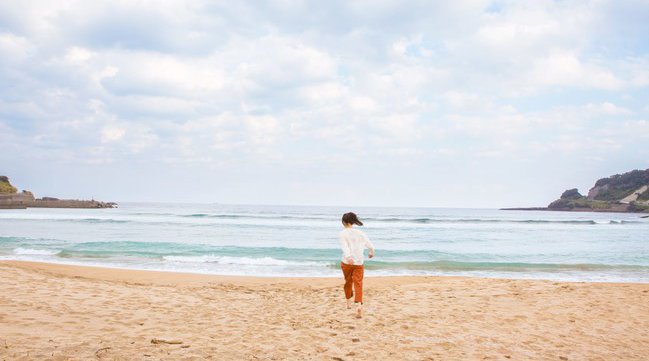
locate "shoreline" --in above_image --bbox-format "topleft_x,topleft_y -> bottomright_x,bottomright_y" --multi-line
3,259 -> 648,285
1,260 -> 449,287
2,260 -> 648,359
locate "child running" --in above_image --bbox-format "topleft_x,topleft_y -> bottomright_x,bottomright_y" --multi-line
339,212 -> 375,318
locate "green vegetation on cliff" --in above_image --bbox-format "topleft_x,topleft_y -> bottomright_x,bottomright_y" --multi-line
591,169 -> 649,201
548,197 -> 612,210
0,176 -> 18,194
638,188 -> 649,201
628,202 -> 649,212
559,188 -> 582,200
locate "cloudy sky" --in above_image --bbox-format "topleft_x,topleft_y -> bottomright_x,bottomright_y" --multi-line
1,1 -> 648,207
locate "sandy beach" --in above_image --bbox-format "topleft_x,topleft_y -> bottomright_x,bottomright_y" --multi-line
1,261 -> 648,360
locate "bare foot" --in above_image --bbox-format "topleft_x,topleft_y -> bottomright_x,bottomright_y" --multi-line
356,306 -> 363,318
346,299 -> 351,309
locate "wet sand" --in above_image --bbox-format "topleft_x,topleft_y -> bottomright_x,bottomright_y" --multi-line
1,260 -> 648,360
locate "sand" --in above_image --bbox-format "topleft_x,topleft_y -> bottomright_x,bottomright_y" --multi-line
1,261 -> 648,360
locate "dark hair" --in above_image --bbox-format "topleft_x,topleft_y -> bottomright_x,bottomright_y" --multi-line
342,212 -> 363,226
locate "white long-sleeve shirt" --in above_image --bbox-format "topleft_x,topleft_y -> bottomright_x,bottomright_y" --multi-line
339,228 -> 375,265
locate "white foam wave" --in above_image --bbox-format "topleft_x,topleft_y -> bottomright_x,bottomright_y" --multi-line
13,247 -> 59,256
163,255 -> 319,266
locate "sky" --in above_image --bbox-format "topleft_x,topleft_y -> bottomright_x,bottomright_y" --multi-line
1,0 -> 648,208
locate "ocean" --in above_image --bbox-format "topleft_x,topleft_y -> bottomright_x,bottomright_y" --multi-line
1,203 -> 648,282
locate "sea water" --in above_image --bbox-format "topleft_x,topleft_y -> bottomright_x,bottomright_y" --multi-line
0,203 -> 647,282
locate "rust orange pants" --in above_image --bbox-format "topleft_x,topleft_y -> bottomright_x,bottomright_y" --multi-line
340,261 -> 364,304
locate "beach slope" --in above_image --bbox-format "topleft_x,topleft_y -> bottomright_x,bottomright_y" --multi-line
1,261 -> 648,360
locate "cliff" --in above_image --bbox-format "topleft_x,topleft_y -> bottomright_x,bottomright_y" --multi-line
586,169 -> 649,202
547,168 -> 649,212
0,176 -> 116,209
503,168 -> 649,213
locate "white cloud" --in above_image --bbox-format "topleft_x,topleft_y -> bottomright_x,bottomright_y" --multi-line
348,95 -> 379,114
100,126 -> 125,142
582,102 -> 632,116
370,113 -> 421,141
0,32 -> 32,62
443,91 -> 486,109
477,12 -> 559,48
299,82 -> 347,105
99,51 -> 227,97
527,51 -> 622,90
64,46 -> 95,63
245,115 -> 281,146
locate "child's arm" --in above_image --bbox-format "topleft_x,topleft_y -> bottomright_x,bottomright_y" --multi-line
363,233 -> 375,259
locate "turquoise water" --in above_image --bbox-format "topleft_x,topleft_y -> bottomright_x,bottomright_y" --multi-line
0,203 -> 648,282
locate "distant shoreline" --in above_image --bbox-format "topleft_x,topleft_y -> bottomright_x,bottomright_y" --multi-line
1,176 -> 116,209
500,207 -> 649,214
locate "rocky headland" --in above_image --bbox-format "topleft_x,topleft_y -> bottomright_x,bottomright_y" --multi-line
503,168 -> 649,214
0,176 -> 116,209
